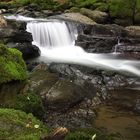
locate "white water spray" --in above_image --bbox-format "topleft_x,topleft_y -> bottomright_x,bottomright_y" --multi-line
5,15 -> 140,76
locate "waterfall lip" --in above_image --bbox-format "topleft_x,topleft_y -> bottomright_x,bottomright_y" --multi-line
4,15 -> 63,23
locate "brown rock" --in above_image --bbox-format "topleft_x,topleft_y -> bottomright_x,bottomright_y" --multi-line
43,127 -> 68,140
0,15 -> 7,27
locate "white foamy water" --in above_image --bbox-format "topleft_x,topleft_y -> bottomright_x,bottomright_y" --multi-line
5,15 -> 140,76
4,15 -> 46,22
40,46 -> 140,76
26,22 -> 76,48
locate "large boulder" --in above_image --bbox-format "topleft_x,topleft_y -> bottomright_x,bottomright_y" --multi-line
44,79 -> 93,111
49,12 -> 96,25
80,8 -> 108,23
13,43 -> 40,60
24,64 -> 97,111
9,31 -> 33,43
125,26 -> 140,38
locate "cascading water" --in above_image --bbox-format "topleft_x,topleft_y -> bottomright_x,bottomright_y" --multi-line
26,21 -> 76,48
5,15 -> 140,76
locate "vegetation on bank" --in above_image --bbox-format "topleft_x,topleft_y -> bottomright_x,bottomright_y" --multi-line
0,108 -> 48,139
0,0 -> 140,25
11,92 -> 45,119
0,44 -> 27,84
65,128 -> 122,140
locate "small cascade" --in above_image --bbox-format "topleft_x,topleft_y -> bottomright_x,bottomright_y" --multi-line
4,15 -> 140,76
114,37 -> 121,54
26,21 -> 77,48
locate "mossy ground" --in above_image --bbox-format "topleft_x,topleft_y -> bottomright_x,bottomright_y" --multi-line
65,128 -> 121,140
0,44 -> 27,84
0,108 -> 48,140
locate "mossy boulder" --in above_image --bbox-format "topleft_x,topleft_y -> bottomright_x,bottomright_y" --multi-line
80,8 -> 108,23
0,108 -> 47,139
13,92 -> 45,119
0,44 -> 27,84
65,128 -> 121,140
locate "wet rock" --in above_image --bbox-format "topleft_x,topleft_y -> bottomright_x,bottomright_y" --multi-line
9,31 -> 33,43
76,34 -> 116,53
23,64 -> 59,95
13,43 -> 40,60
134,99 -> 140,114
44,79 -> 94,111
76,24 -> 128,53
116,44 -> 140,59
83,24 -> 126,37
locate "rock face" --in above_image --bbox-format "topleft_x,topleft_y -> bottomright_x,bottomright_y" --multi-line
13,43 -> 40,60
125,26 -> 140,38
76,24 -> 126,53
80,8 -> 108,24
76,23 -> 140,54
1,18 -> 41,60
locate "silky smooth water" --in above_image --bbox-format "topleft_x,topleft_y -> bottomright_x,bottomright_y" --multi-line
5,15 -> 140,76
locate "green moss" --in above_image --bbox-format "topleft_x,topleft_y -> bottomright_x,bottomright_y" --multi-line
0,108 -> 47,139
65,128 -> 122,140
75,0 -> 97,9
69,7 -> 80,12
0,44 -> 27,84
13,92 -> 45,119
95,3 -> 108,12
65,131 -> 91,140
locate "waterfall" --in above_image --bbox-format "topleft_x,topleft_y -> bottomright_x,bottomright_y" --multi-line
114,36 -> 122,54
4,15 -> 140,76
26,21 -> 77,48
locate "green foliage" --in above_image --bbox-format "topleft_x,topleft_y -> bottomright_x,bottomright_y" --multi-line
65,131 -> 91,140
65,128 -> 121,140
109,0 -> 140,24
95,3 -> 108,12
0,44 -> 27,84
14,0 -> 31,6
0,108 -> 47,139
69,7 -> 80,12
13,0 -> 59,10
75,0 -> 97,8
13,92 -> 45,119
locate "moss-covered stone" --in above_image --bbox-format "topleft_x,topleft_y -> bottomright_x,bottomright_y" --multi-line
0,108 -> 47,139
13,92 -> 45,119
0,44 -> 27,84
65,128 -> 121,140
